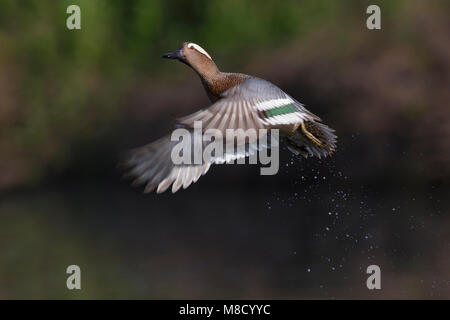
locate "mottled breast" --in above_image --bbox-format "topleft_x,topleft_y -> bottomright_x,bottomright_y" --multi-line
202,73 -> 250,102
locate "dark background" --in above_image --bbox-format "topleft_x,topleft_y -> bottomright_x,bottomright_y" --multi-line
0,0 -> 449,299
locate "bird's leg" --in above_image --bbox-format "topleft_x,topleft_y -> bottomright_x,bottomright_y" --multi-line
300,122 -> 322,146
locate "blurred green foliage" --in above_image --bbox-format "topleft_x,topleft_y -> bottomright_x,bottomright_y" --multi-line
0,0 -> 349,186
0,0 -> 356,189
0,0 -> 435,188
1,0 -> 449,300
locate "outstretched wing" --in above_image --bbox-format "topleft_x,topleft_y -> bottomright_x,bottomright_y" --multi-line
125,135 -> 212,193
125,77 -> 317,193
178,77 -> 319,133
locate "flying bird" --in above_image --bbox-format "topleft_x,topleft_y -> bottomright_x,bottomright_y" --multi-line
125,42 -> 337,193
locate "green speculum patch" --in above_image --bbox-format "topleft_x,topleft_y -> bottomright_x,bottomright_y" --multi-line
265,104 -> 297,117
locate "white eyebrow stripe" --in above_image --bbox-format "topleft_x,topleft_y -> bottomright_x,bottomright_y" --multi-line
187,43 -> 212,60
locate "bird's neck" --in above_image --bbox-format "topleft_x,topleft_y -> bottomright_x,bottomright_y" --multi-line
188,59 -> 240,102
196,70 -> 248,102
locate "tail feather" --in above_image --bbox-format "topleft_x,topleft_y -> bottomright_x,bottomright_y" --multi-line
286,120 -> 337,159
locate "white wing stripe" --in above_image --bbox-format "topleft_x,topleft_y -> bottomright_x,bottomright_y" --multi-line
262,112 -> 306,125
254,98 -> 293,111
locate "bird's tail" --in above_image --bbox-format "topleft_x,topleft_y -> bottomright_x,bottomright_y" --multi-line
285,120 -> 337,158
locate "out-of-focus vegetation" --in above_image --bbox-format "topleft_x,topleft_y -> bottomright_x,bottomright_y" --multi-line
0,0 -> 342,188
1,0 -> 449,189
0,0 -> 448,188
0,0 -> 449,299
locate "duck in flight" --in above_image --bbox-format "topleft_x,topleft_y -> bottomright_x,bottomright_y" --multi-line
125,42 -> 337,193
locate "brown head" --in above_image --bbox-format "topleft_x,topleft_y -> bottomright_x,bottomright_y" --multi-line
162,42 -> 220,78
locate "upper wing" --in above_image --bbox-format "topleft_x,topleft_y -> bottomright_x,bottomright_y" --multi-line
178,77 -> 320,133
126,78 -> 318,193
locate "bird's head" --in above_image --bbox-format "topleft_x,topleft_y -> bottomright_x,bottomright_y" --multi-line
162,42 -> 218,75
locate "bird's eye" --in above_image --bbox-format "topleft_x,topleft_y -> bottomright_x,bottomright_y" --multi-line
186,43 -> 212,60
